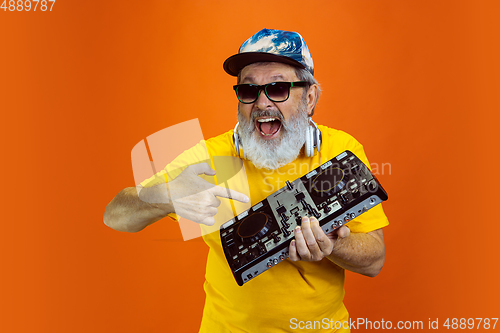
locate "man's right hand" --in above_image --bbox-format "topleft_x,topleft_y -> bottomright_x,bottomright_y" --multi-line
160,162 -> 249,226
105,162 -> 249,233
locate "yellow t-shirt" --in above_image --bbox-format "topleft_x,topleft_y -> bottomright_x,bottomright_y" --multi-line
141,125 -> 389,332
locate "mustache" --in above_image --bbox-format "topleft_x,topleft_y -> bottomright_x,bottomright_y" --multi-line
250,109 -> 285,126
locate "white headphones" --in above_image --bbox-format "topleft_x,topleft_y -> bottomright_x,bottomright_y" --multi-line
233,118 -> 322,159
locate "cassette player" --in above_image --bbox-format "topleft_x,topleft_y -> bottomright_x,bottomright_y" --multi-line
220,150 -> 388,286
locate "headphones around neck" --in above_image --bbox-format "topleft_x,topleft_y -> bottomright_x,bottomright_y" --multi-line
233,118 -> 322,159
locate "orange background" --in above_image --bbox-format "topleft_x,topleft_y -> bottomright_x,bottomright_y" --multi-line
1,0 -> 499,332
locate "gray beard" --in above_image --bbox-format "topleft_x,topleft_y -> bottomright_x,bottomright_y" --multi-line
237,101 -> 309,170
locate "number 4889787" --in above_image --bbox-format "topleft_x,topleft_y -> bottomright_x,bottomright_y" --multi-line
1,0 -> 56,11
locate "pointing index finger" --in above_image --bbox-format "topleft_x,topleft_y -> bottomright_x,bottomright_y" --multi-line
211,185 -> 249,203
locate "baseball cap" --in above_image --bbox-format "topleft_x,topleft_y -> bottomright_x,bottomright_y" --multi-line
223,28 -> 314,76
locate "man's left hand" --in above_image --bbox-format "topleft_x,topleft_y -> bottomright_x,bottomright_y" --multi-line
288,216 -> 350,262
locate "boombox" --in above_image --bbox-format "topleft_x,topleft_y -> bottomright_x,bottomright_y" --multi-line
220,150 -> 388,286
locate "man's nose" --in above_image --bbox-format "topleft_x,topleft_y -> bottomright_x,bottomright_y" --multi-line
254,89 -> 273,110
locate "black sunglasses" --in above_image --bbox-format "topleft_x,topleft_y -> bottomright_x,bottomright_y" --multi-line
233,81 -> 308,104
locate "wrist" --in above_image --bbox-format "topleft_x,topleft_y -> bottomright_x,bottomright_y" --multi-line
138,184 -> 173,215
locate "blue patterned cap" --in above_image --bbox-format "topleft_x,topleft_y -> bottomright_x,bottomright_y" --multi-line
223,29 -> 314,76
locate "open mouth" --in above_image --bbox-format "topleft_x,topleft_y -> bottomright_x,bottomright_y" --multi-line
255,117 -> 282,137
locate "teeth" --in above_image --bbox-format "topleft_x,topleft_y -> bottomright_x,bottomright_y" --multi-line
257,118 -> 279,123
255,117 -> 281,137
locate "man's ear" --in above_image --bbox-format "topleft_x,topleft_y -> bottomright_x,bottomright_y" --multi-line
306,84 -> 319,116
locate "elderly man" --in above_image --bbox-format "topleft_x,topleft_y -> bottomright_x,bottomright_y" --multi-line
104,29 -> 388,333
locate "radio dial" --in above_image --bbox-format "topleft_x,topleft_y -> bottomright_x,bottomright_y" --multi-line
237,213 -> 272,243
312,167 -> 346,197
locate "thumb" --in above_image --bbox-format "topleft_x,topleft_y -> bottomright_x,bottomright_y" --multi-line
338,225 -> 351,238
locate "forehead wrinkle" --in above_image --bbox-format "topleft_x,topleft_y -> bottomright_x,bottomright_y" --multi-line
270,74 -> 286,81
240,75 -> 255,84
240,74 -> 288,84
239,62 -> 298,84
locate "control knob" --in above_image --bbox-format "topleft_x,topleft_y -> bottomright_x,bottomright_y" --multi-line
237,212 -> 272,243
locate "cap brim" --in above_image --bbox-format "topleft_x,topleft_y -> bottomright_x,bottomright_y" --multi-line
223,52 -> 305,77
